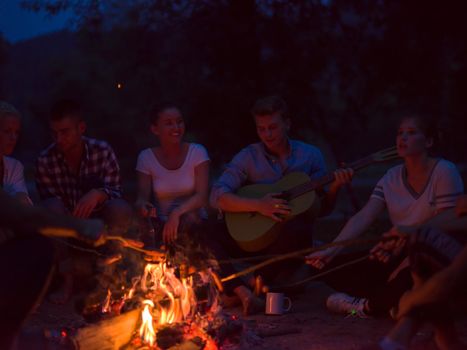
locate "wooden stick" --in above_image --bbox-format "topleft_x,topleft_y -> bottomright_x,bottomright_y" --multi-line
271,255 -> 369,290
39,226 -> 80,238
39,226 -> 164,259
220,236 -> 394,283
106,235 -> 166,260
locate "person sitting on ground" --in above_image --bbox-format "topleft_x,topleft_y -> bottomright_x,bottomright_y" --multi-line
365,195 -> 467,350
0,101 -> 32,206
210,96 -> 353,314
0,188 -> 104,350
306,112 -> 464,318
35,98 -> 132,303
135,104 -> 210,246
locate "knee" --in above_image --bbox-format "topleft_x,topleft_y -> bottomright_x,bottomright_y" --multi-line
40,198 -> 68,215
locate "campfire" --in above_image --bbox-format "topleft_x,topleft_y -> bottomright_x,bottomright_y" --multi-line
130,260 -> 220,349
70,239 -> 246,350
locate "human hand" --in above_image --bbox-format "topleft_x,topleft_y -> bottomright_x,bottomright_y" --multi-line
73,189 -> 105,218
305,247 -> 339,269
330,168 -> 354,190
370,227 -> 407,263
256,192 -> 291,222
456,195 -> 467,217
162,211 -> 180,244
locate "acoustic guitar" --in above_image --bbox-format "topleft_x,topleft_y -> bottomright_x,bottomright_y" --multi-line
225,146 -> 400,252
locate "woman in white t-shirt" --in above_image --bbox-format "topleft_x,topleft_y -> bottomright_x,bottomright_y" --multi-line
135,105 -> 210,244
306,114 -> 464,318
0,101 -> 31,206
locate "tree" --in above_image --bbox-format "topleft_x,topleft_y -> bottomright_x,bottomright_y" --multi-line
0,33 -> 10,98
19,0 -> 467,169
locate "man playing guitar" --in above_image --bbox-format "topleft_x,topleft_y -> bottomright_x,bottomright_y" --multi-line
209,96 -> 353,314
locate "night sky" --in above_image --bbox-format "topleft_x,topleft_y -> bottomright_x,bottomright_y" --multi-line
0,0 -> 72,43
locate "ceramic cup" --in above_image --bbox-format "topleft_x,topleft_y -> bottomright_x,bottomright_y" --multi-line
265,292 -> 292,315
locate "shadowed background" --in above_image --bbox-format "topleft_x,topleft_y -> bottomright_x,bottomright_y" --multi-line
1,0 -> 466,205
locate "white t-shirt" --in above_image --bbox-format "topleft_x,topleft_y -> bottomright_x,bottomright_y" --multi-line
136,143 -> 209,220
371,159 -> 464,227
2,156 -> 29,196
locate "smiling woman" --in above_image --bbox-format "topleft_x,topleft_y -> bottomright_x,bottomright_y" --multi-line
135,105 -> 210,245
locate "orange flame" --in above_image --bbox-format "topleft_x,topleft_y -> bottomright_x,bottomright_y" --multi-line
139,300 -> 156,346
137,262 -> 221,348
101,289 -> 111,313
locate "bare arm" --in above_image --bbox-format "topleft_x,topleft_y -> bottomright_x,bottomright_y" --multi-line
398,245 -> 467,318
163,160 -> 211,243
0,189 -> 103,241
331,197 -> 385,245
135,171 -> 154,217
306,197 -> 385,267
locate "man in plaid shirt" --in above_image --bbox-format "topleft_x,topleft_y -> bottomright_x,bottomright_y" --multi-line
36,135 -> 122,212
35,99 -> 131,303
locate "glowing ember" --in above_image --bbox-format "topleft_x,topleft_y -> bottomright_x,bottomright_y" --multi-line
139,262 -> 220,349
97,251 -> 225,349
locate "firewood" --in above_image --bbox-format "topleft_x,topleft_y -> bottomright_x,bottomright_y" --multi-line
71,309 -> 140,350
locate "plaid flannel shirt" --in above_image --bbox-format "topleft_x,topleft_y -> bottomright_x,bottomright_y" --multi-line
35,137 -> 122,211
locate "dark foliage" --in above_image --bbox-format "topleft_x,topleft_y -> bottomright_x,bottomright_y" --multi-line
3,0 -> 467,180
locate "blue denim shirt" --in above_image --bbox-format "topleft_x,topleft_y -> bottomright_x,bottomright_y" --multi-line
210,139 -> 327,208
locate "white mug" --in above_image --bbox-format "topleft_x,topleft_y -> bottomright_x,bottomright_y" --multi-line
265,292 -> 292,315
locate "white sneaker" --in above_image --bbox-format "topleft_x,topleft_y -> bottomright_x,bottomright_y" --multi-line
326,292 -> 370,318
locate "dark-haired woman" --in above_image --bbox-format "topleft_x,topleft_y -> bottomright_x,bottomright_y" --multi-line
306,114 -> 464,318
135,106 -> 210,244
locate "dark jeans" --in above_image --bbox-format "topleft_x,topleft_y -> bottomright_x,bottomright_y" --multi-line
41,197 -> 132,275
202,214 -> 313,294
41,197 -> 132,234
0,235 -> 55,349
315,251 -> 412,316
316,227 -> 465,317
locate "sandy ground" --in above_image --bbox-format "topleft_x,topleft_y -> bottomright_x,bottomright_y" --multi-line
16,202 -> 467,350
19,279 -> 467,350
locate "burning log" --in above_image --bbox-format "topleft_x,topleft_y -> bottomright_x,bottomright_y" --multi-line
68,228 -> 251,350
71,309 -> 140,350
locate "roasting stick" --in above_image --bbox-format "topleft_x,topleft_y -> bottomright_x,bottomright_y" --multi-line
38,226 -> 165,259
220,235 -> 400,283
105,235 -> 165,259
273,254 -> 370,290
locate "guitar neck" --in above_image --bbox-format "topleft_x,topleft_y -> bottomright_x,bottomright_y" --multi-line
284,155 -> 375,200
